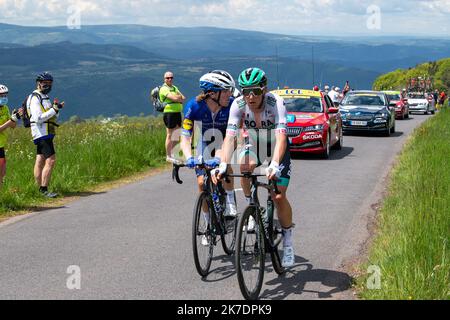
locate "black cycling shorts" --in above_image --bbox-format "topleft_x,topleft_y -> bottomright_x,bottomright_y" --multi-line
0,147 -> 5,159
36,138 -> 56,159
163,112 -> 182,129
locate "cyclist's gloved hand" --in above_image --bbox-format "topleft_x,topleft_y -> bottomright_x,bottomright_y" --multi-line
265,161 -> 282,180
52,99 -> 65,112
186,157 -> 197,169
212,162 -> 228,179
10,109 -> 20,123
205,157 -> 221,168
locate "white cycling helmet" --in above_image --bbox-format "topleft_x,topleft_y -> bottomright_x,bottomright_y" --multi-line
0,84 -> 8,95
335,87 -> 341,92
200,70 -> 236,92
324,85 -> 330,90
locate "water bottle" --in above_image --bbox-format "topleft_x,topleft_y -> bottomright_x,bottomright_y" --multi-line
212,193 -> 222,215
260,207 -> 268,229
267,199 -> 274,223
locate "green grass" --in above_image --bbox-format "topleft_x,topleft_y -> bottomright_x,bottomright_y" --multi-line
358,108 -> 450,300
0,116 -> 167,215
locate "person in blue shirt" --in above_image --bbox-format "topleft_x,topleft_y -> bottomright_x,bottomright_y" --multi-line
180,70 -> 238,218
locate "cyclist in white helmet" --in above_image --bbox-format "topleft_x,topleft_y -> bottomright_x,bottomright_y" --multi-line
181,70 -> 238,223
0,84 -> 21,188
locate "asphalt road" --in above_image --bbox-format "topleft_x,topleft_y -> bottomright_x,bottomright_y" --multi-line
0,114 -> 432,300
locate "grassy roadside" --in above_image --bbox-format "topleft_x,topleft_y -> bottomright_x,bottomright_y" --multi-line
0,116 -> 167,215
358,107 -> 450,300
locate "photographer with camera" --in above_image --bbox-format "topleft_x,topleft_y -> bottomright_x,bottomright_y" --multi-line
26,72 -> 65,198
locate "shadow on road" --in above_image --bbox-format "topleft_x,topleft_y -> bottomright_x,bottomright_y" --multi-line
22,205 -> 67,212
330,147 -> 354,160
203,253 -> 354,300
62,191 -> 108,198
291,146 -> 354,161
344,131 -> 404,138
202,255 -> 236,283
261,261 -> 354,300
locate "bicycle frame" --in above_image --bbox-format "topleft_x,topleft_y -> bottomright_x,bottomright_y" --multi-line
228,173 -> 282,252
173,163 -> 230,242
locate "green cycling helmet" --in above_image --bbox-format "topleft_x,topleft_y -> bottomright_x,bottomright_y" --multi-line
238,68 -> 267,88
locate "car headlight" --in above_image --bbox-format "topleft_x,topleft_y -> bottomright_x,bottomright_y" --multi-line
304,124 -> 324,132
376,113 -> 388,118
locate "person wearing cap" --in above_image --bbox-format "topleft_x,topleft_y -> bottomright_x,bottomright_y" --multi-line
27,72 -> 65,198
0,84 -> 21,188
159,71 -> 186,162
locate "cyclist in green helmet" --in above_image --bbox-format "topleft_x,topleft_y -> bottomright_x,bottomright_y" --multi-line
213,67 -> 296,268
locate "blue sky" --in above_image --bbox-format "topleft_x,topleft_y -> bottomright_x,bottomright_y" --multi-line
0,0 -> 449,37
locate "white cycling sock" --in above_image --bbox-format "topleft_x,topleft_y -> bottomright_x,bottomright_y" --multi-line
283,227 -> 293,248
245,196 -> 252,205
226,190 -> 235,204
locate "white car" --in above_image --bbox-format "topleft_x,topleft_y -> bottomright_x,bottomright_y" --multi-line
407,93 -> 435,115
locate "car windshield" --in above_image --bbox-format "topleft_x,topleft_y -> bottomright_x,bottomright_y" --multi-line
342,94 -> 386,106
387,94 -> 401,101
408,94 -> 425,99
284,97 -> 323,113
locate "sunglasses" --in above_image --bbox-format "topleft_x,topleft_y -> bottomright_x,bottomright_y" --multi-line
165,77 -> 174,80
242,87 -> 265,97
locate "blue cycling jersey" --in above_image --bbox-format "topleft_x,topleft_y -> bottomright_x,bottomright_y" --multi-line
182,98 -> 233,139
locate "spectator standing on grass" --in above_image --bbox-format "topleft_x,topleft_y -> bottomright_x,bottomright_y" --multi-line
159,71 -> 186,162
27,72 -> 65,198
0,84 -> 21,189
433,90 -> 439,106
437,91 -> 447,111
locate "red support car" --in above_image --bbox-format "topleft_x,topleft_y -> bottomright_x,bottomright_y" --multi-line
383,91 -> 410,120
271,89 -> 343,159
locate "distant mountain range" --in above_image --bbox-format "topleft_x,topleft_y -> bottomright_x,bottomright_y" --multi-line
0,23 -> 449,120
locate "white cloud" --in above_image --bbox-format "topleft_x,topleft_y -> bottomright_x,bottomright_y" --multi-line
0,0 -> 448,36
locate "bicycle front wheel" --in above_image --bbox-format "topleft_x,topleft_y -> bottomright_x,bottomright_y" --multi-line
235,206 -> 265,300
192,192 -> 214,277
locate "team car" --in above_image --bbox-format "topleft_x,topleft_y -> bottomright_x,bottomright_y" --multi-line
383,91 -> 410,120
272,88 -> 343,159
407,92 -> 436,115
339,91 -> 396,137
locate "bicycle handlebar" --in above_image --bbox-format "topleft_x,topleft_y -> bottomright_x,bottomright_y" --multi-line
172,163 -> 185,185
172,163 -> 282,194
171,162 -> 221,185
226,173 -> 281,195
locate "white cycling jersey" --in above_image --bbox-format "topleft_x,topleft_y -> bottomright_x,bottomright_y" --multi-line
26,90 -> 59,142
226,92 -> 287,138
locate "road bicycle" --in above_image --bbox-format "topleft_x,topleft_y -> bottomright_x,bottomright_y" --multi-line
173,162 -> 238,277
226,172 -> 285,300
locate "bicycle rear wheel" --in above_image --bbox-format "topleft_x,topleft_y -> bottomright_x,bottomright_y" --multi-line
235,206 -> 265,300
192,192 -> 214,277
